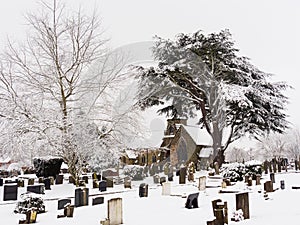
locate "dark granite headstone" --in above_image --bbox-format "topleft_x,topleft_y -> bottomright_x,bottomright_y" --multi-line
58,199 -> 71,210
55,174 -> 64,185
168,174 -> 173,182
160,176 -> 166,185
28,178 -> 35,185
139,183 -> 148,197
82,175 -> 89,184
280,180 -> 285,190
75,187 -> 89,207
106,178 -> 114,188
92,197 -> 104,205
99,181 -> 107,192
27,184 -> 45,194
0,178 -> 3,186
44,178 -> 51,190
3,184 -> 18,201
185,192 -> 199,209
179,167 -> 187,184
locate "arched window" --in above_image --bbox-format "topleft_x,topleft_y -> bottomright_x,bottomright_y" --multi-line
141,155 -> 146,164
177,138 -> 187,163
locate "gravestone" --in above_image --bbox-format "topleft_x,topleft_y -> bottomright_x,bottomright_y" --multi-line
236,192 -> 249,219
93,180 -> 99,189
124,177 -> 131,189
256,175 -> 261,185
0,178 -> 3,186
168,173 -> 173,182
280,180 -> 285,190
247,178 -> 252,186
27,184 -> 45,194
3,184 -> 18,201
55,174 -> 64,185
82,175 -> 89,184
19,208 -> 37,224
92,196 -> 104,205
139,183 -> 148,197
99,181 -> 107,192
44,178 -> 51,190
49,176 -> 55,185
163,163 -> 170,175
244,175 -> 250,183
270,173 -> 275,183
58,199 -> 71,210
160,176 -> 166,185
212,199 -> 228,225
162,182 -> 171,196
75,187 -> 89,207
38,177 -> 44,183
179,167 -> 187,184
198,176 -> 206,191
69,176 -> 75,184
78,180 -> 86,187
106,178 -> 114,188
28,178 -> 35,186
18,179 -> 25,188
64,203 -> 74,217
108,198 -> 123,225
264,181 -> 273,192
153,175 -> 160,184
185,192 -> 199,209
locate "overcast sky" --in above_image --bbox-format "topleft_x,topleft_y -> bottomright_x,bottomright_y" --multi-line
0,0 -> 299,145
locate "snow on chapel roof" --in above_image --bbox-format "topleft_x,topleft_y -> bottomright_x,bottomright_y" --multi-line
125,149 -> 139,159
181,125 -> 212,146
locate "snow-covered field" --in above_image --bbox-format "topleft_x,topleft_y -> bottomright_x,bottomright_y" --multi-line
1,171 -> 300,225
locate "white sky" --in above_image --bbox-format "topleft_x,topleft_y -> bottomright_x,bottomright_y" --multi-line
0,0 -> 299,130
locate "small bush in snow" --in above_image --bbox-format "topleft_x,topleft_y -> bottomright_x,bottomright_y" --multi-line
232,209 -> 244,222
14,194 -> 45,214
123,165 -> 145,181
221,161 -> 262,182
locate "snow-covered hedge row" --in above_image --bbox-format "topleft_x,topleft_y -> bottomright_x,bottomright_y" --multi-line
221,161 -> 262,182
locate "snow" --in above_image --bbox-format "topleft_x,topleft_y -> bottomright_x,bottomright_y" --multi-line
1,171 -> 300,224
124,149 -> 139,159
182,125 -> 212,146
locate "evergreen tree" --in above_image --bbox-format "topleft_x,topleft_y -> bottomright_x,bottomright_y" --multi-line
135,29 -> 290,166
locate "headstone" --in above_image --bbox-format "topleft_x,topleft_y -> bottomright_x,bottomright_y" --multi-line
18,179 -> 25,188
139,183 -> 148,197
93,179 -> 99,188
278,159 -> 282,173
124,177 -> 131,189
27,184 -> 45,194
163,163 -> 170,175
198,176 -> 206,191
270,173 -> 275,183
99,181 -> 107,192
162,182 -> 171,196
244,175 -> 250,183
78,180 -> 86,187
256,175 -> 261,185
55,174 -> 64,185
272,158 -> 277,173
168,173 -> 173,182
28,178 -> 35,186
64,203 -> 74,217
0,178 -> 3,186
185,192 -> 199,209
247,178 -> 252,186
58,199 -> 71,210
106,178 -> 114,188
92,196 -> 104,205
82,175 -> 89,184
179,167 -> 187,184
44,178 -> 51,190
108,198 -> 123,225
38,177 -> 44,183
49,176 -> 55,185
160,176 -> 166,185
236,192 -> 250,219
212,199 -> 228,225
280,180 -> 285,190
264,181 -> 273,192
75,187 -> 89,207
3,184 -> 18,201
221,181 -> 227,189
69,176 -> 76,184
153,175 -> 160,184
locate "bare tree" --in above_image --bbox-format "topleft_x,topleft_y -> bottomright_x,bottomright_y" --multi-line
225,147 -> 249,163
0,0 -> 140,181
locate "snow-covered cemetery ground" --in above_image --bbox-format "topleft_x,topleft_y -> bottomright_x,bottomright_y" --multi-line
1,167 -> 300,225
